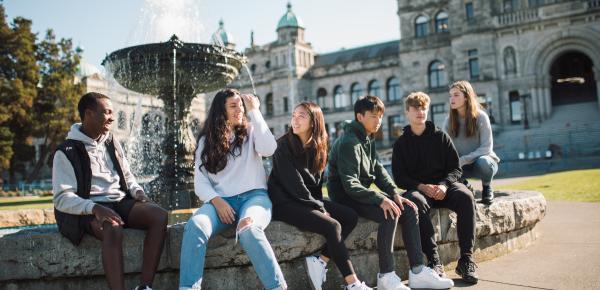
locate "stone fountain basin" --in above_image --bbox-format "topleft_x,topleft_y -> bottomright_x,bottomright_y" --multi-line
102,38 -> 246,96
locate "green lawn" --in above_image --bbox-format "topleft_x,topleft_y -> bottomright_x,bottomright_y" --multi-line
0,196 -> 53,210
496,169 -> 600,202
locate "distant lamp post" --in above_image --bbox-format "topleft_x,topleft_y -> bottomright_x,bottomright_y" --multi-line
521,93 -> 531,129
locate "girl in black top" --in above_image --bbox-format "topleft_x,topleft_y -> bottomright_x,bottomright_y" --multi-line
268,102 -> 371,290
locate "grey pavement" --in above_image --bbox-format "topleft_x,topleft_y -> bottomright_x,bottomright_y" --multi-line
444,201 -> 600,290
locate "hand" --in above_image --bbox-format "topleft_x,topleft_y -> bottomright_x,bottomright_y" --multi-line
393,194 -> 418,212
380,197 -> 401,219
134,190 -> 150,202
241,94 -> 260,112
92,204 -> 124,228
211,197 -> 236,224
417,184 -> 437,198
432,185 -> 447,200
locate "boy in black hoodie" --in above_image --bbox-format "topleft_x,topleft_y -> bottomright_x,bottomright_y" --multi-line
392,92 -> 479,284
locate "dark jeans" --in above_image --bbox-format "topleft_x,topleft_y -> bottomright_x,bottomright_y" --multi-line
335,195 -> 424,273
273,200 -> 358,277
404,182 -> 476,262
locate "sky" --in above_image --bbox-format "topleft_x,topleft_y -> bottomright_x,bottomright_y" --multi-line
4,0 -> 401,70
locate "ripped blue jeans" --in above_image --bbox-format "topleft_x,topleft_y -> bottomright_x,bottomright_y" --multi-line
179,189 -> 286,290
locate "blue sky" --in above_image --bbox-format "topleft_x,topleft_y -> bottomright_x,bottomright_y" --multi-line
4,0 -> 400,69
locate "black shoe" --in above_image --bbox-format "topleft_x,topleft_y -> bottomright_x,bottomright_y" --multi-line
461,178 -> 475,195
427,258 -> 447,278
481,185 -> 494,204
455,256 -> 479,284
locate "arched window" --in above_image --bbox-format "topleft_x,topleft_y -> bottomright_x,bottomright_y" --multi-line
435,12 -> 449,33
265,93 -> 274,115
250,64 -> 257,73
265,60 -> 271,69
368,80 -> 380,96
117,111 -> 126,130
350,82 -> 363,105
333,85 -> 347,109
428,60 -> 447,89
415,15 -> 429,38
317,88 -> 328,109
386,77 -> 401,102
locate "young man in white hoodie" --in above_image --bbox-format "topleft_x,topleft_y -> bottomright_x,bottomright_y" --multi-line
52,92 -> 168,290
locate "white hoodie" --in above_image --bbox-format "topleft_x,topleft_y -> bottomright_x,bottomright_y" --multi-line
52,123 -> 143,215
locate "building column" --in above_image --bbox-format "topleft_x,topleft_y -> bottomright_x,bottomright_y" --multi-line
531,87 -> 540,123
595,68 -> 600,110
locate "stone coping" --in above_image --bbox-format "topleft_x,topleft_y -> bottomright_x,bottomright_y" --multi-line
0,190 -> 546,284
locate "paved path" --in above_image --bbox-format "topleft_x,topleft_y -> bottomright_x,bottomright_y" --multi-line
445,201 -> 600,290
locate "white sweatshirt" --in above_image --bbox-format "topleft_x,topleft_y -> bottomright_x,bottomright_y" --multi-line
52,123 -> 143,215
194,109 -> 277,202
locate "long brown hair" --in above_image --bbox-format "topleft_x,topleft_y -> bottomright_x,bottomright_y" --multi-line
448,80 -> 481,138
197,88 -> 248,174
286,102 -> 328,173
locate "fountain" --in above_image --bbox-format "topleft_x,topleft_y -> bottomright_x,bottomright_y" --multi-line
102,35 -> 246,209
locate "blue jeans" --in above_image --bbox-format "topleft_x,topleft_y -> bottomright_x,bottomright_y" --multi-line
462,155 -> 498,186
179,189 -> 286,290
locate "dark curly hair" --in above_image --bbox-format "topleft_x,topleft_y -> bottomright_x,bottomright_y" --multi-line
197,88 -> 248,174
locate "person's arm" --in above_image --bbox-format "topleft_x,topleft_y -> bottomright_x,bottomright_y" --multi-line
391,139 -> 421,191
247,109 -> 277,157
441,132 -> 462,186
271,145 -> 325,212
52,151 -> 96,215
193,142 -> 220,203
373,150 -> 400,199
337,141 -> 387,205
459,112 -> 494,166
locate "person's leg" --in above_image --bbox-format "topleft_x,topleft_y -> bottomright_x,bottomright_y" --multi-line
126,200 -> 169,287
179,202 -> 229,289
236,189 -> 287,290
396,202 -> 425,268
87,215 -> 125,290
403,190 -> 439,264
438,183 -> 476,259
472,156 -> 498,187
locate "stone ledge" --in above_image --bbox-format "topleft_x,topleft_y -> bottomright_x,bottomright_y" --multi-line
0,190 -> 546,289
0,209 -> 54,228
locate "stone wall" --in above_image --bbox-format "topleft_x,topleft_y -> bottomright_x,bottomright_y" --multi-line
0,190 -> 546,290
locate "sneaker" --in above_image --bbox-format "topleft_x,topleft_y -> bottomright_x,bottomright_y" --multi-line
305,256 -> 327,290
481,185 -> 494,204
134,286 -> 152,290
345,281 -> 373,290
427,259 -> 447,278
377,272 -> 410,290
409,267 -> 454,289
455,256 -> 479,284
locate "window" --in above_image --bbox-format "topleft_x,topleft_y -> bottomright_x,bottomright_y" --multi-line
283,96 -> 289,113
429,103 -> 446,125
350,82 -> 363,105
428,60 -> 447,89
265,60 -> 271,69
265,93 -> 274,115
250,64 -> 256,73
509,91 -> 521,123
333,85 -> 347,109
386,77 -> 401,102
118,111 -> 126,130
528,0 -> 544,7
503,0 -> 519,12
388,115 -> 406,140
415,15 -> 429,37
317,88 -> 328,109
465,2 -> 474,22
368,80 -> 380,96
468,49 -> 480,80
435,12 -> 449,33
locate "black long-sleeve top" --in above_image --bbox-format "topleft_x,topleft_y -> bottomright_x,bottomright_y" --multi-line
392,121 -> 462,191
268,133 -> 326,213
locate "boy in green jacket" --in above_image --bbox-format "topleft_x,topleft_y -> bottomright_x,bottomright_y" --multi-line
328,96 -> 454,290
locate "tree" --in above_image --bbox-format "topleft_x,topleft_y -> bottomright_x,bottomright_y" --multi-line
27,29 -> 84,182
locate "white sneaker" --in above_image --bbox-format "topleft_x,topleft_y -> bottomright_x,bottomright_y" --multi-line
409,266 -> 454,289
346,281 -> 373,290
134,286 -> 153,290
376,272 -> 410,290
305,256 -> 327,290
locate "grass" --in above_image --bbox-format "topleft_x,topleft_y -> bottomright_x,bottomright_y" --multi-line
0,196 -> 54,210
496,168 -> 600,202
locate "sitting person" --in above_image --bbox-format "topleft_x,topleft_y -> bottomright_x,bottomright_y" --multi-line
53,92 -> 168,290
328,96 -> 454,290
444,80 -> 500,204
179,89 -> 286,290
269,102 -> 370,290
392,92 -> 479,284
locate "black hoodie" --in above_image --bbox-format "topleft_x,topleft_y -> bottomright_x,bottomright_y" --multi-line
392,121 -> 462,191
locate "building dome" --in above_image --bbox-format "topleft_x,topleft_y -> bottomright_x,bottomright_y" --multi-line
277,2 -> 304,30
211,19 -> 235,47
77,61 -> 101,78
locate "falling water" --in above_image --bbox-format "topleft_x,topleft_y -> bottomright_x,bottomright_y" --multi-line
242,64 -> 257,96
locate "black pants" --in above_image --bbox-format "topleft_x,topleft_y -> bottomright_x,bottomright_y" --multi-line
404,182 -> 476,262
274,200 -> 358,277
335,195 -> 424,273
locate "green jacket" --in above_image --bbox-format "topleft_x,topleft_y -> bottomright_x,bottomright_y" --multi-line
327,120 -> 399,205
